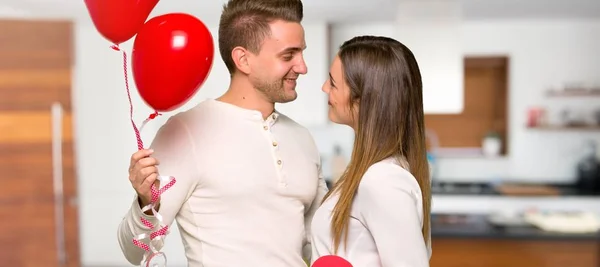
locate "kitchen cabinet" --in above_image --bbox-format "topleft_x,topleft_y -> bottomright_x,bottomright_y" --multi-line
431,214 -> 599,267
430,238 -> 598,267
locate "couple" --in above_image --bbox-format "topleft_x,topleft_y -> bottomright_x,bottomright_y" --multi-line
117,0 -> 432,266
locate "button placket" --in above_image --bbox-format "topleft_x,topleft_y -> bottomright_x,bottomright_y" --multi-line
261,119 -> 287,187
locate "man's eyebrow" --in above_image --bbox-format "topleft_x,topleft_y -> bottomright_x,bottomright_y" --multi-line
277,45 -> 307,55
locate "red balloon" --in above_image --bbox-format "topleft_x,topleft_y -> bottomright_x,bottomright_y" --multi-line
312,255 -> 353,267
84,0 -> 159,45
132,13 -> 215,112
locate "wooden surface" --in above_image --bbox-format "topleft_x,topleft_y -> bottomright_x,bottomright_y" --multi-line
430,238 -> 599,267
0,19 -> 79,267
496,184 -> 561,196
425,57 -> 509,155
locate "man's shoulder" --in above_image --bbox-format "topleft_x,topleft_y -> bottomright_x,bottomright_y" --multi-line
276,113 -> 313,138
276,113 -> 320,153
165,100 -> 214,124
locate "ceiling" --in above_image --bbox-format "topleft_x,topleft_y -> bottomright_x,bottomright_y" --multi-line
0,0 -> 599,25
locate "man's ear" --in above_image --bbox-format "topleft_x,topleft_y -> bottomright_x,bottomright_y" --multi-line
232,46 -> 251,75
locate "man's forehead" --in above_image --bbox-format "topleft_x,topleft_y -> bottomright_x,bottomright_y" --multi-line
266,21 -> 305,47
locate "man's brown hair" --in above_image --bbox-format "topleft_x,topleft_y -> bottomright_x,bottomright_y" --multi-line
218,0 -> 303,74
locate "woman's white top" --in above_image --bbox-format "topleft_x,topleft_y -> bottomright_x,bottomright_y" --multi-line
310,157 -> 432,267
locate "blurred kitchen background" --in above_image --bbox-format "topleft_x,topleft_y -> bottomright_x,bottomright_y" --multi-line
1,0 -> 600,266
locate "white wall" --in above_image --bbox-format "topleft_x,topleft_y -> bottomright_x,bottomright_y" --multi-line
330,19 -> 600,184
328,22 -> 465,114
73,20 -> 330,266
445,19 -> 600,183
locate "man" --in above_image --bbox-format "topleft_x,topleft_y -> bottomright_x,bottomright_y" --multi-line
117,0 -> 328,266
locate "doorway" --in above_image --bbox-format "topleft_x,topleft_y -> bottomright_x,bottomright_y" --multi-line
0,19 -> 80,267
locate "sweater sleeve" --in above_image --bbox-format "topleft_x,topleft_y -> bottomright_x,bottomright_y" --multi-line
117,116 -> 199,265
357,164 -> 430,267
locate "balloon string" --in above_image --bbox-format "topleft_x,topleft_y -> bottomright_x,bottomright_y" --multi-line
110,44 -> 175,262
110,44 -> 145,150
110,44 -> 162,150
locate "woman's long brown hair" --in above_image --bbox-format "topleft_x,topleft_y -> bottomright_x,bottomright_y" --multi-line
323,36 -> 431,254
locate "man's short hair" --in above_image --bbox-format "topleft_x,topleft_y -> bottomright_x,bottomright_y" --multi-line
218,0 -> 303,74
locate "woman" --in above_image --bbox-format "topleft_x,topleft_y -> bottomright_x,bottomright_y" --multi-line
310,36 -> 432,267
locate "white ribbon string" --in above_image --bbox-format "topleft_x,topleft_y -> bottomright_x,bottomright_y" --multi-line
133,175 -> 176,265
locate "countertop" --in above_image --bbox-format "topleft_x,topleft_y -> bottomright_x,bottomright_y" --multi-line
327,180 -> 600,197
431,213 -> 600,241
431,181 -> 600,197
324,181 -> 600,240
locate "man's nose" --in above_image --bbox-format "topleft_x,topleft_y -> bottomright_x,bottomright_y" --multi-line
294,57 -> 308,74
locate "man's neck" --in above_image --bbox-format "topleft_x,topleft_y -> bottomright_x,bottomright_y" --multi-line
217,75 -> 275,120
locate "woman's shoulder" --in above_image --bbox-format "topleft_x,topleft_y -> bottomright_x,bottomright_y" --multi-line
357,157 -> 422,200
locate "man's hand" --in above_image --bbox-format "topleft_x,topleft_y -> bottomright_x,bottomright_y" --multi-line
128,149 -> 160,209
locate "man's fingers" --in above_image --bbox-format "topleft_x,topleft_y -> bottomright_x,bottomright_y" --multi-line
128,149 -> 160,204
138,157 -> 159,168
141,173 -> 158,192
130,157 -> 158,178
139,166 -> 159,181
129,149 -> 154,169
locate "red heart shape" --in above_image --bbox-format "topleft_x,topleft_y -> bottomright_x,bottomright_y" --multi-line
84,0 -> 159,44
312,255 -> 353,267
132,13 -> 215,112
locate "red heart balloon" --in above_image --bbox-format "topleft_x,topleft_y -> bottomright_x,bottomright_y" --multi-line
132,13 -> 215,112
312,255 -> 353,267
84,0 -> 159,45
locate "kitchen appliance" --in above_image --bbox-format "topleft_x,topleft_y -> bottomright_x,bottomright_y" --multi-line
576,140 -> 600,194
